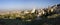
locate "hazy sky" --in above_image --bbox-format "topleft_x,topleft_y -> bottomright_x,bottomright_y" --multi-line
0,0 -> 60,11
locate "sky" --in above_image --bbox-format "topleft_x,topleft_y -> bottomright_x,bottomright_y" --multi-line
0,0 -> 60,11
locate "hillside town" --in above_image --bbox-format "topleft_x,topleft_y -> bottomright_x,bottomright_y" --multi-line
0,4 -> 60,19
0,4 -> 60,25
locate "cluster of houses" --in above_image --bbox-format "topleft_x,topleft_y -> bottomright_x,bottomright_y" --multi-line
0,4 -> 60,19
